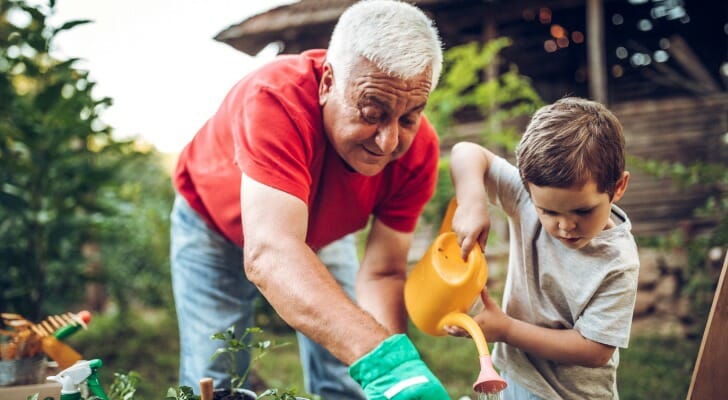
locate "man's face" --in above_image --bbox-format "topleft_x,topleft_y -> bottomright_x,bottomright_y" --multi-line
528,175 -> 627,250
318,58 -> 431,176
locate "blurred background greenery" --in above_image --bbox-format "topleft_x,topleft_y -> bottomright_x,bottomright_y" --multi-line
1,1 -> 725,399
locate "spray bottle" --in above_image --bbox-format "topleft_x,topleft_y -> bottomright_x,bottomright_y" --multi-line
47,359 -> 109,400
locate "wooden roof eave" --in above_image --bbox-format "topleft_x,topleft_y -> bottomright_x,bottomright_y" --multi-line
213,0 -> 590,56
212,0 -> 468,55
214,2 -> 353,55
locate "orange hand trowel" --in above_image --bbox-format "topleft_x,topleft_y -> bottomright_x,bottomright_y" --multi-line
404,198 -> 507,396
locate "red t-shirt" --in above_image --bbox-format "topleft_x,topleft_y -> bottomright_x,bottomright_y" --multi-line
174,49 -> 439,250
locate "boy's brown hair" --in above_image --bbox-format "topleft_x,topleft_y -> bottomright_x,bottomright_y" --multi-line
516,97 -> 626,199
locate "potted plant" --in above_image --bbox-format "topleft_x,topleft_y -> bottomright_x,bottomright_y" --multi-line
178,325 -> 311,400
206,326 -> 279,400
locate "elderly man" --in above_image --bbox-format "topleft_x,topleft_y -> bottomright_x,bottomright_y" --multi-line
171,1 -> 448,398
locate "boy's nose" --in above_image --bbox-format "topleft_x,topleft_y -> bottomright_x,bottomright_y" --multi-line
558,217 -> 576,232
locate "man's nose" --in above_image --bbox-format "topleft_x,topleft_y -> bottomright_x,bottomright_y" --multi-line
375,123 -> 399,154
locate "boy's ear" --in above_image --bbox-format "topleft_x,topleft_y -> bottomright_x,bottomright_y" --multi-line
611,171 -> 630,202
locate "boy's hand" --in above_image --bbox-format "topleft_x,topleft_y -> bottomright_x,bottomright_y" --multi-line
473,288 -> 511,343
452,201 -> 491,260
349,334 -> 450,400
444,289 -> 510,343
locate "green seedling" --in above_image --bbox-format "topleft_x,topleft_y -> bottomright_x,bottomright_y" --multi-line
210,326 -> 289,392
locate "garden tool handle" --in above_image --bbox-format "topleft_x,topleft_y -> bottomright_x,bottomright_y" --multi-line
440,312 -> 490,357
54,324 -> 82,340
439,197 -> 458,235
200,377 -> 213,400
42,336 -> 83,370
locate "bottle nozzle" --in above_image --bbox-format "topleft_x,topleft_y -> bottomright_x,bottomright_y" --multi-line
47,359 -> 108,400
86,359 -> 109,400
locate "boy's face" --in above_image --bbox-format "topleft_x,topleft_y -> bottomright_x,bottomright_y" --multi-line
528,173 -> 629,250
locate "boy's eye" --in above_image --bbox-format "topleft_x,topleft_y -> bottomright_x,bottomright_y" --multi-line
541,209 -> 557,216
575,208 -> 594,216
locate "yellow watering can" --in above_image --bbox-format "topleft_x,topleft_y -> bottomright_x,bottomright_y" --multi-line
404,198 -> 507,395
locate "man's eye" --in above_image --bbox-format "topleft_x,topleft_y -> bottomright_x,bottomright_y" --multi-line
399,115 -> 417,127
361,107 -> 382,124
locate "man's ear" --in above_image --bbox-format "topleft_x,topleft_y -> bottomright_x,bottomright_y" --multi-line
319,62 -> 334,106
611,171 -> 630,202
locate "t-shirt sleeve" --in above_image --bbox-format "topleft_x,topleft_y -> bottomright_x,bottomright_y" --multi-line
486,155 -> 529,217
231,86 -> 314,204
574,260 -> 639,348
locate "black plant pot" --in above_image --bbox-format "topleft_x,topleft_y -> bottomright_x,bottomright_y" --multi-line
212,387 -> 311,400
213,388 -> 257,400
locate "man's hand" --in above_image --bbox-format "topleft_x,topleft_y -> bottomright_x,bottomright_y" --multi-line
349,334 -> 450,399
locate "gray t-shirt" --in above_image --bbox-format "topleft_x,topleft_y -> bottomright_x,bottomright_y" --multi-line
487,156 -> 640,400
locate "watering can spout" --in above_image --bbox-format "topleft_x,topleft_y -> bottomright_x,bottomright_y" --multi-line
438,313 -> 507,394
473,355 -> 507,394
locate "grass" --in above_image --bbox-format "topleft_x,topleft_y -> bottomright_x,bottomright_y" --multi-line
68,307 -> 702,400
618,335 -> 700,400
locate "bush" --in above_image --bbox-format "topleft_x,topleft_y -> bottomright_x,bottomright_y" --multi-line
0,0 -> 175,321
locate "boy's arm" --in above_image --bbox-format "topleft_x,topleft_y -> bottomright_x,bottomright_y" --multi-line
472,290 -> 616,368
449,142 -> 496,259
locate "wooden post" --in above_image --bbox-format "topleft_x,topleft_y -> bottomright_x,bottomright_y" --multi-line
586,0 -> 607,104
687,251 -> 728,399
482,9 -> 498,82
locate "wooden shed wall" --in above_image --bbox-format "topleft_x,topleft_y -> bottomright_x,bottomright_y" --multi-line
611,94 -> 728,236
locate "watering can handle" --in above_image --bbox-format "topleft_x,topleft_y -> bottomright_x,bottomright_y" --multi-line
439,197 -> 458,235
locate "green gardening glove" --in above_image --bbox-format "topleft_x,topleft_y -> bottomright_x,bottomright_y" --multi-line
349,334 -> 450,400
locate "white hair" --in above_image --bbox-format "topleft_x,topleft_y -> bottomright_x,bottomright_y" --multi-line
327,0 -> 443,92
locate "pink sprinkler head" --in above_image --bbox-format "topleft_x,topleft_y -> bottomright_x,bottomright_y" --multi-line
473,355 -> 507,394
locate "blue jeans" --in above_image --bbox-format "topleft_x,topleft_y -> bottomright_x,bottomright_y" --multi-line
170,194 -> 365,399
501,372 -> 544,400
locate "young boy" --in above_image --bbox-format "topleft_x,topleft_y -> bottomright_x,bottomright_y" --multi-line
447,97 -> 639,399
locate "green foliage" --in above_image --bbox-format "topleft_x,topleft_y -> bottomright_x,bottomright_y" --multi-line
422,38 -> 542,226
426,38 -> 543,151
165,386 -> 199,400
0,0 -> 174,320
420,158 -> 453,226
106,371 -> 142,400
210,326 -> 290,392
94,151 -> 175,316
0,0 -> 115,318
257,388 -> 308,400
